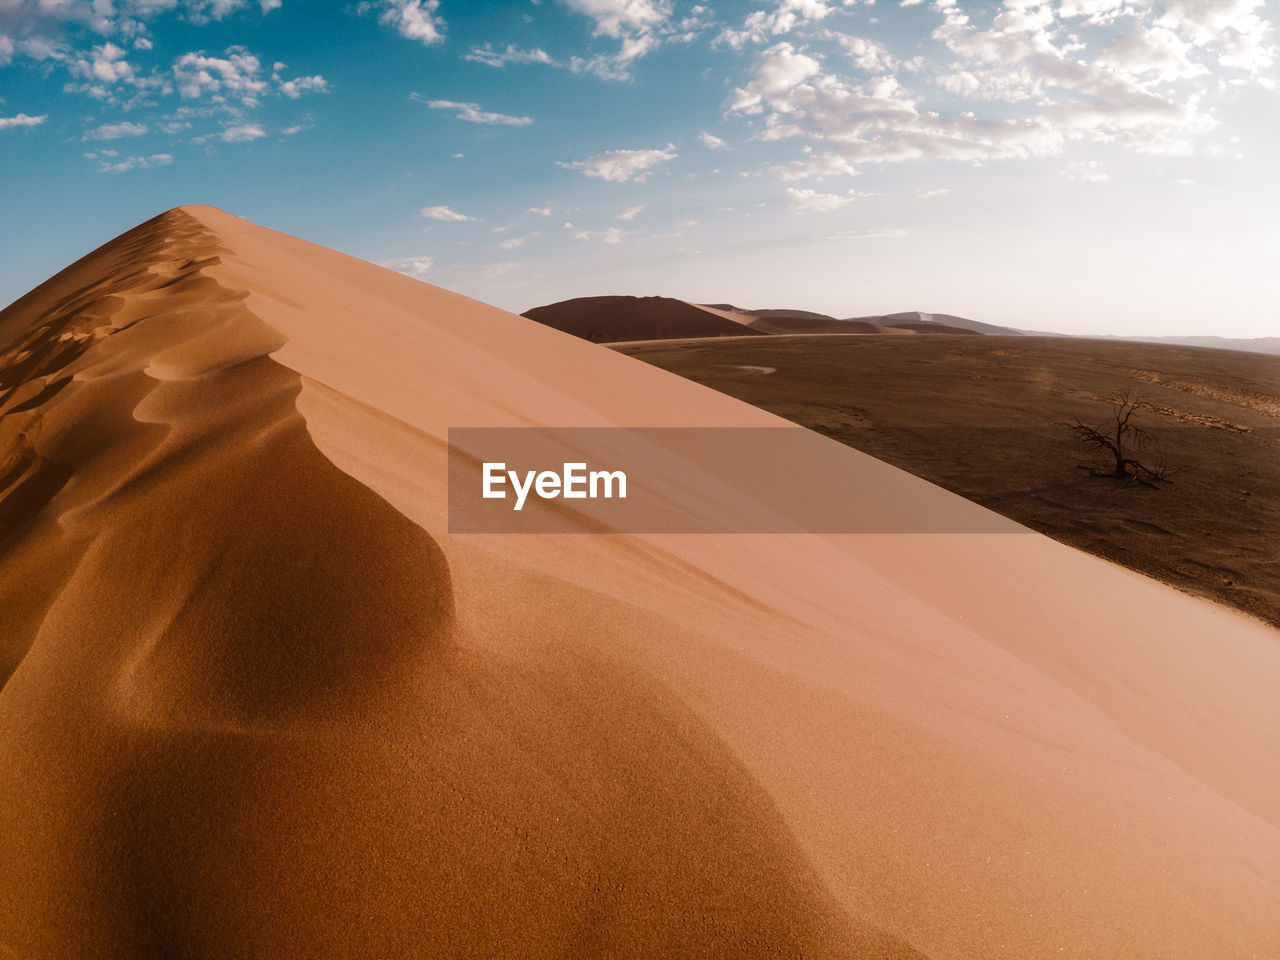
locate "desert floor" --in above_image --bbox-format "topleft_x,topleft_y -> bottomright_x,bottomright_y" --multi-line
619,333 -> 1280,628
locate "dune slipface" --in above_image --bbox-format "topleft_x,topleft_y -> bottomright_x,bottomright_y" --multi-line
1,207 -> 1278,959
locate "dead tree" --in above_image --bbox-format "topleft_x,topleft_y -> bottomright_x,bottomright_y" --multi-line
1067,391 -> 1175,487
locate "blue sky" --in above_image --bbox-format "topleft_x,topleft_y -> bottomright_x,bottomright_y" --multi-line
1,0 -> 1277,335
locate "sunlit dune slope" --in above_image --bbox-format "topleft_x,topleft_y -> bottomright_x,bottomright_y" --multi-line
0,206 -> 1277,960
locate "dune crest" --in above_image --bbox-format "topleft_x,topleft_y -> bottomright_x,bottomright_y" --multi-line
1,206 -> 1278,959
0,209 -> 912,959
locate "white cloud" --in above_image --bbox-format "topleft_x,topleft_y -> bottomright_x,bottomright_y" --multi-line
928,0 -> 1224,150
829,32 -> 897,71
727,42 -> 820,113
465,44 -> 556,67
785,186 -> 865,212
565,0 -> 671,40
497,231 -> 540,250
698,130 -> 729,150
770,151 -> 858,180
1100,24 -> 1206,81
421,205 -> 478,222
84,120 -> 148,139
558,143 -> 676,182
1057,0 -> 1126,23
221,122 -> 266,141
562,0 -> 673,77
1158,0 -> 1276,83
566,53 -> 633,81
0,113 -> 48,130
1063,159 -> 1109,183
70,42 -> 134,85
529,207 -> 552,216
185,0 -> 254,23
728,24 -> 1226,171
378,255 -> 435,278
616,204 -> 645,220
173,48 -> 266,102
573,226 -> 628,244
716,0 -> 833,48
917,187 -> 950,198
278,74 -> 327,98
367,0 -> 445,45
416,96 -> 533,125
94,152 -> 173,173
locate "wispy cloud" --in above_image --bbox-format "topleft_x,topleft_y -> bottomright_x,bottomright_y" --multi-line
785,187 -> 867,213
716,0 -> 835,50
497,231 -> 541,250
698,131 -> 729,150
413,95 -> 533,126
558,143 -> 676,183
89,151 -> 174,173
573,226 -> 628,244
221,123 -> 266,141
562,0 -> 677,79
83,121 -> 148,140
1063,160 -> 1110,183
465,44 -> 556,68
378,255 -> 435,278
421,205 -> 478,222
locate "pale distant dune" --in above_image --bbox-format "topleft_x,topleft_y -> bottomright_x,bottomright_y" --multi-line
0,206 -> 1277,959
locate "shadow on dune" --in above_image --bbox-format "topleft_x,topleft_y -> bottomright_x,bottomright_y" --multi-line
0,211 -> 924,959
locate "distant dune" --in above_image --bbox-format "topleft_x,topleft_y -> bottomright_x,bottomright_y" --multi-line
2,207 -> 1278,959
528,297 -> 1020,339
854,311 -> 1026,336
521,294 -> 766,342
1122,335 -> 1280,357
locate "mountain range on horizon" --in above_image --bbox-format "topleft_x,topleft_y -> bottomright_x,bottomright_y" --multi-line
523,296 -> 1280,356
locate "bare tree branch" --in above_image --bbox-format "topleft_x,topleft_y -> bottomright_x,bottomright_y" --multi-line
1064,391 -> 1177,486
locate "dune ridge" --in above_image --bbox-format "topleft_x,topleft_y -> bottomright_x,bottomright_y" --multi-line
524,296 -> 1012,340
1,206 -> 1278,959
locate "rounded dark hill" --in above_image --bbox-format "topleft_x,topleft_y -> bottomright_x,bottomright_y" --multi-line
521,296 -> 767,343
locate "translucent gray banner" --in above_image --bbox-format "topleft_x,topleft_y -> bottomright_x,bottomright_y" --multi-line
448,427 -> 1028,534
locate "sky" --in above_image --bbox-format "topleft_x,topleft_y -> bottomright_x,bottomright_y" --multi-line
1,0 -> 1277,337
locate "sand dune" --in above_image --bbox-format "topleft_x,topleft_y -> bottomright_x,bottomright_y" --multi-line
522,294 -> 766,342
853,311 -> 1025,336
528,297 -> 1010,340
1,207 -> 1278,959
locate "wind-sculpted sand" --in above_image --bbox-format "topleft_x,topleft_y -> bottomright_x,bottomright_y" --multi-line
1,207 -> 1277,959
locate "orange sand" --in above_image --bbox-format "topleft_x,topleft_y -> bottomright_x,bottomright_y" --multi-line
0,207 -> 1276,959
